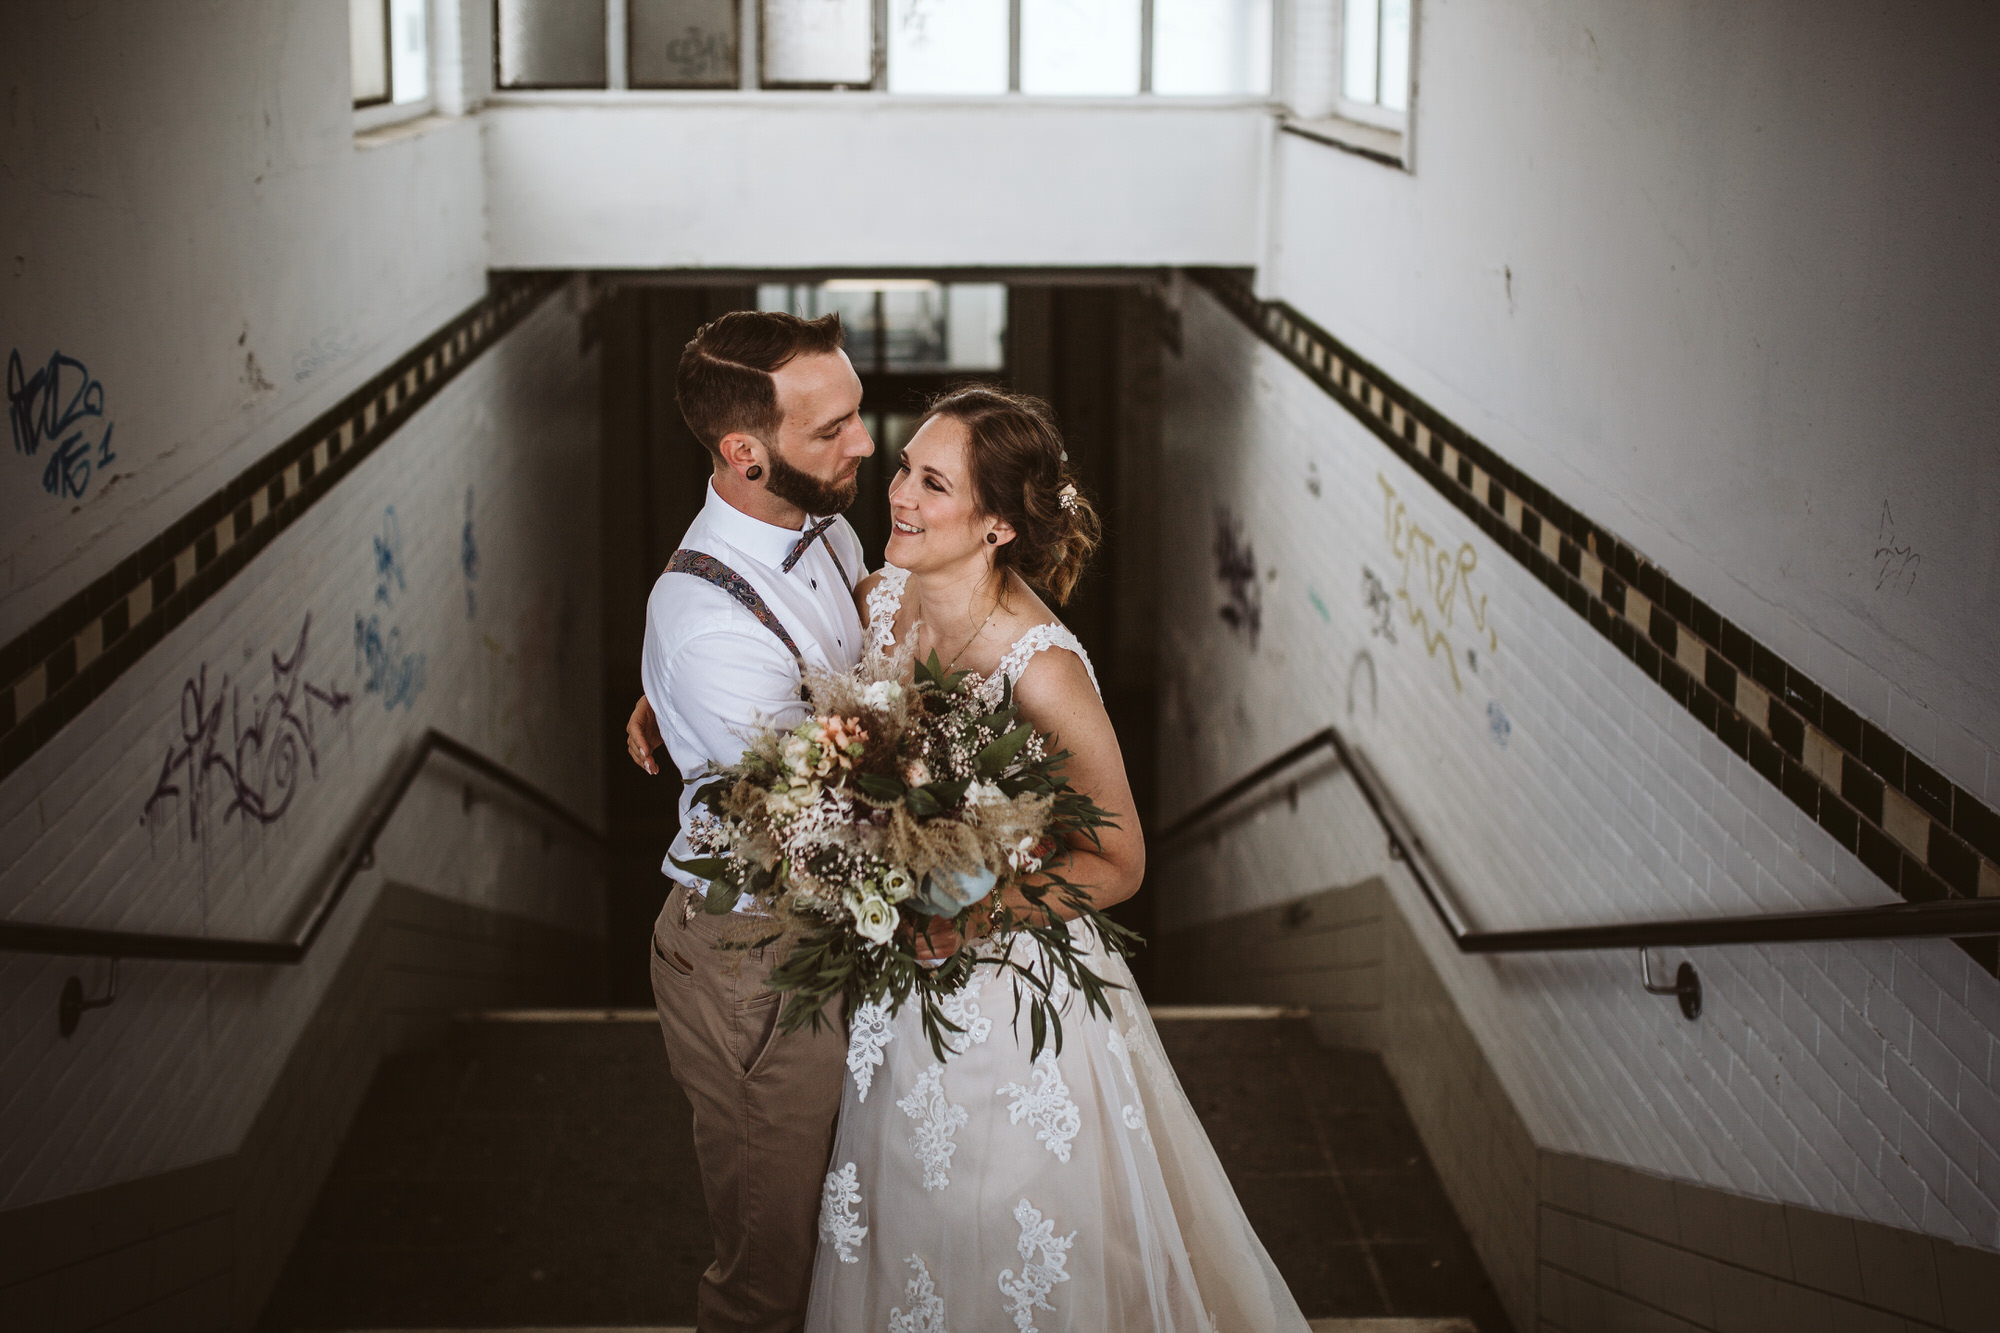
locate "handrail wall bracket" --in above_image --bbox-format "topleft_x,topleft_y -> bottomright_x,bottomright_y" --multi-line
1158,722 -> 2000,1025
6,729 -> 607,1038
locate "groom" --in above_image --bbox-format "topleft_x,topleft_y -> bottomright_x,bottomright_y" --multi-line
628,308 -> 873,1332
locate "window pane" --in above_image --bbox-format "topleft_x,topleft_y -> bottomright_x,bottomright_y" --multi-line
496,0 -> 608,88
1378,0 -> 1410,112
1152,0 -> 1270,95
389,0 -> 429,103
1021,0 -> 1140,95
763,0 -> 875,86
944,284 -> 1007,370
888,0 -> 1008,94
631,0 -> 739,87
351,0 -> 389,105
1341,0 -> 1379,105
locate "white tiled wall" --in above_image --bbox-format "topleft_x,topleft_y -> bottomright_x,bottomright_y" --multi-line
1155,280 -> 2000,1248
0,297 -> 603,1212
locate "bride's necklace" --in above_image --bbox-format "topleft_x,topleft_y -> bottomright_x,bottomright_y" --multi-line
932,582 -> 1003,670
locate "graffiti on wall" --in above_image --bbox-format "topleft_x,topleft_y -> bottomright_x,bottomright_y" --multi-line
1375,473 -> 1499,694
141,615 -> 352,841
7,349 -> 117,502
355,506 -> 427,710
461,486 -> 480,618
1873,500 -> 1920,595
1212,506 -> 1263,648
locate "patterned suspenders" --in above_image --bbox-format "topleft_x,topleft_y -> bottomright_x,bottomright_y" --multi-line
665,550 -> 810,698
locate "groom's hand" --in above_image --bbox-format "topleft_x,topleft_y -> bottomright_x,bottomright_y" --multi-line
625,695 -> 664,774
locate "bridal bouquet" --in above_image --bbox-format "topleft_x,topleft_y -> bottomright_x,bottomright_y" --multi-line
671,648 -> 1133,1060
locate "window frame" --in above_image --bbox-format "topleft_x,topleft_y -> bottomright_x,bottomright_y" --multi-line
1278,0 -> 1417,171
489,0 -> 1281,97
1332,0 -> 1410,130
354,0 -> 441,131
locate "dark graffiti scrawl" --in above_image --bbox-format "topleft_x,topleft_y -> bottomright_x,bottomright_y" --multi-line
1212,506 -> 1262,648
8,348 -> 117,501
141,615 -> 352,840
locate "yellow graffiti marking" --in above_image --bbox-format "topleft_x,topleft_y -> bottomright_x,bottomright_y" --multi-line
1378,473 -> 1500,694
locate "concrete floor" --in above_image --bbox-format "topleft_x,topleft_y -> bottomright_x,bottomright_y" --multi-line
259,1012 -> 1511,1331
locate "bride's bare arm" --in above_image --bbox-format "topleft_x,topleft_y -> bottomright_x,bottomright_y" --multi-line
1002,648 -> 1145,919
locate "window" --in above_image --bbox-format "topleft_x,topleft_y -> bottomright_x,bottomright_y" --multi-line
351,0 -> 431,110
1152,0 -> 1271,96
1340,0 -> 1410,124
490,0 -> 1271,94
762,0 -> 875,87
630,0 -> 740,88
495,0 -> 608,89
757,281 -> 1007,372
888,0 -> 1009,94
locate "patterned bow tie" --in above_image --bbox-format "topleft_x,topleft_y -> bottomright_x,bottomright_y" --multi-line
782,517 -> 838,573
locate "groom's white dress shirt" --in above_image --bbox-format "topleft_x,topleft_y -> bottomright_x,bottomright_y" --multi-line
641,481 -> 866,891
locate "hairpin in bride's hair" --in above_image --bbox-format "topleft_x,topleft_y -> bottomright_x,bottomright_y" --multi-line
1058,483 -> 1080,514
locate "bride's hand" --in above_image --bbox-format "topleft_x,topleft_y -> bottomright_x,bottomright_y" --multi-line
908,914 -> 964,961
625,695 -> 664,774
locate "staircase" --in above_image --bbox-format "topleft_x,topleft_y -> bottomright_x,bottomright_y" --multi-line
258,1010 -> 1510,1331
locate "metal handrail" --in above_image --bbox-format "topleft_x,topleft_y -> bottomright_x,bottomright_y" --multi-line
0,730 -> 606,1029
1159,725 -> 2000,1019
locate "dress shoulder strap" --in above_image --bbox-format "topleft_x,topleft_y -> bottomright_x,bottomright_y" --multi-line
865,565 -> 912,658
666,549 -> 809,697
981,622 -> 1101,704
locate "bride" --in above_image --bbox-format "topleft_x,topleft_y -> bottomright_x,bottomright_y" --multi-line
807,387 -> 1308,1332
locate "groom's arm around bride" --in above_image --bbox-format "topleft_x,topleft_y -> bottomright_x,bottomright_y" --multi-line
633,309 -> 873,1333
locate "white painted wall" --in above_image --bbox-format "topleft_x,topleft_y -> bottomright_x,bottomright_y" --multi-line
1157,278 -> 2000,1249
0,295 -> 603,1211
1261,0 -> 2000,791
482,97 -> 1271,270
0,1 -> 606,1212
1,0 -> 490,637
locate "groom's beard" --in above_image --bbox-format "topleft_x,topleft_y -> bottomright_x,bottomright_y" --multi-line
764,446 -> 859,516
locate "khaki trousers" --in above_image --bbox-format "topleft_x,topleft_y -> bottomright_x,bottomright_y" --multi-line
651,887 -> 845,1333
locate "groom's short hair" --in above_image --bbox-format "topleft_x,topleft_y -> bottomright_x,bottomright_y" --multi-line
677,310 -> 846,457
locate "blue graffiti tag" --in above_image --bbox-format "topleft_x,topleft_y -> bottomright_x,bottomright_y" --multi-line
1487,700 -> 1512,748
354,614 -> 427,710
373,506 -> 407,607
8,349 -> 116,501
461,486 -> 479,618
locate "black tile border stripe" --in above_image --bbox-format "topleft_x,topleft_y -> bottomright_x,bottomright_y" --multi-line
1188,269 -> 2000,975
0,273 -> 564,786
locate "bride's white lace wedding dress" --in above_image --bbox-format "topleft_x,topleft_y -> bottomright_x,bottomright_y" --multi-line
804,567 -> 1309,1333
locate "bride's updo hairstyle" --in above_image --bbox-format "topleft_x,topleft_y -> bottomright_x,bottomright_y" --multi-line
922,386 -> 1101,605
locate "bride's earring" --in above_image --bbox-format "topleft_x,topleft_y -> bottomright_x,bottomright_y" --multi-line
985,532 -> 997,544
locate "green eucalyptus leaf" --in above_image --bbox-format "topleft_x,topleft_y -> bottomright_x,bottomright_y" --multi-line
975,723 -> 1034,775
857,773 -> 907,801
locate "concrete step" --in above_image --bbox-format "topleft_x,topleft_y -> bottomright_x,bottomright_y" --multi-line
261,1012 -> 1512,1331
320,1324 -> 1475,1332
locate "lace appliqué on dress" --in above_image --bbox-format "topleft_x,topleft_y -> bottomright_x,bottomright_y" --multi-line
1104,1027 -> 1153,1146
996,1197 -> 1076,1333
848,998 -> 895,1101
865,565 -> 912,657
888,1254 -> 949,1333
819,1162 -> 868,1263
998,1049 -> 1082,1163
973,622 -> 1102,708
898,1062 -> 970,1192
937,987 -> 993,1057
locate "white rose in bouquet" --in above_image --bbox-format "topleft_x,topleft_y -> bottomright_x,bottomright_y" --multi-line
847,891 -> 899,946
862,679 -> 903,708
879,866 -> 918,903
